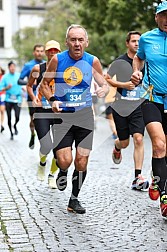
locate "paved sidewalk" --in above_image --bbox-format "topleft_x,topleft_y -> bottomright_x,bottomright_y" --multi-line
0,108 -> 167,252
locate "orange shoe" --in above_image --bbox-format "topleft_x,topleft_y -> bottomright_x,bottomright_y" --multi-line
112,148 -> 122,164
148,178 -> 160,200
160,195 -> 167,219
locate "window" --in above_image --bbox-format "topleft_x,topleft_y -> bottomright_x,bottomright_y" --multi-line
0,0 -> 2,10
0,28 -> 4,47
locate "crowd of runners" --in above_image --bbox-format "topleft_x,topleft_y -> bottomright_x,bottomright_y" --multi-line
0,1 -> 167,219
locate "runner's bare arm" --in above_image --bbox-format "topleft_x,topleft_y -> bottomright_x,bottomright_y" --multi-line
105,75 -> 135,90
40,55 -> 58,100
26,65 -> 39,101
131,55 -> 144,85
92,57 -> 109,97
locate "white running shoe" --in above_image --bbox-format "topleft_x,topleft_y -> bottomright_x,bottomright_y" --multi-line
48,174 -> 57,189
37,164 -> 45,181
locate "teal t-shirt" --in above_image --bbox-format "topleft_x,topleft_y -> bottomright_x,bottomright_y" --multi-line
137,28 -> 167,104
0,72 -> 22,103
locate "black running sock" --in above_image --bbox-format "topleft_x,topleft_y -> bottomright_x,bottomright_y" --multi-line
71,170 -> 87,199
152,157 -> 167,196
135,169 -> 141,178
40,161 -> 46,166
56,162 -> 68,191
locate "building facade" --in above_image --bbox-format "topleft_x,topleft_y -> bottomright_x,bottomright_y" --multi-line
0,0 -> 45,70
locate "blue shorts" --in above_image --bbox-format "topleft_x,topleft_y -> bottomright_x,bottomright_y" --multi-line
0,93 -> 5,105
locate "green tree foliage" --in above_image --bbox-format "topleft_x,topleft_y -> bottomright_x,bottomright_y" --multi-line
76,0 -> 161,32
39,0 -> 81,51
13,0 -> 162,66
13,27 -> 47,65
75,0 -> 162,65
13,0 -> 81,64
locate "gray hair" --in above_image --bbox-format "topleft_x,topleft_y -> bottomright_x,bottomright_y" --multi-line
66,24 -> 88,40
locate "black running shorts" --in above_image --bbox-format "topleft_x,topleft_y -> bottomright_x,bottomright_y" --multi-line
52,107 -> 94,151
113,105 -> 145,141
141,100 -> 167,135
105,103 -> 113,116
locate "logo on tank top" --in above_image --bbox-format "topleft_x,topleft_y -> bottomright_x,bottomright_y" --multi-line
63,66 -> 83,86
152,44 -> 160,52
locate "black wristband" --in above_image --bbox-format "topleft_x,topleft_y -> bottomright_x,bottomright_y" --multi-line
49,96 -> 56,106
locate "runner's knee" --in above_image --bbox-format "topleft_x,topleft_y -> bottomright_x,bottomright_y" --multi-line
153,138 -> 166,157
133,134 -> 143,147
74,156 -> 88,171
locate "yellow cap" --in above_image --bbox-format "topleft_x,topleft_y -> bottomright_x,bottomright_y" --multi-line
45,40 -> 61,51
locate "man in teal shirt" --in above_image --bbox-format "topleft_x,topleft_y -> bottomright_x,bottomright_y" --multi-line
131,1 -> 167,219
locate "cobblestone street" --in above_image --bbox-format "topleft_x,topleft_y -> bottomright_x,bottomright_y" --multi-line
0,108 -> 167,252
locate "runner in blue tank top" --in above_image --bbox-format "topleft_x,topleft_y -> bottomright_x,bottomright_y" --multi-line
40,24 -> 109,214
18,44 -> 45,149
131,1 -> 167,219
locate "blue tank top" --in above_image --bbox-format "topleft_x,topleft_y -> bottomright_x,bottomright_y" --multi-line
55,50 -> 94,111
20,59 -> 45,80
20,59 -> 45,95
